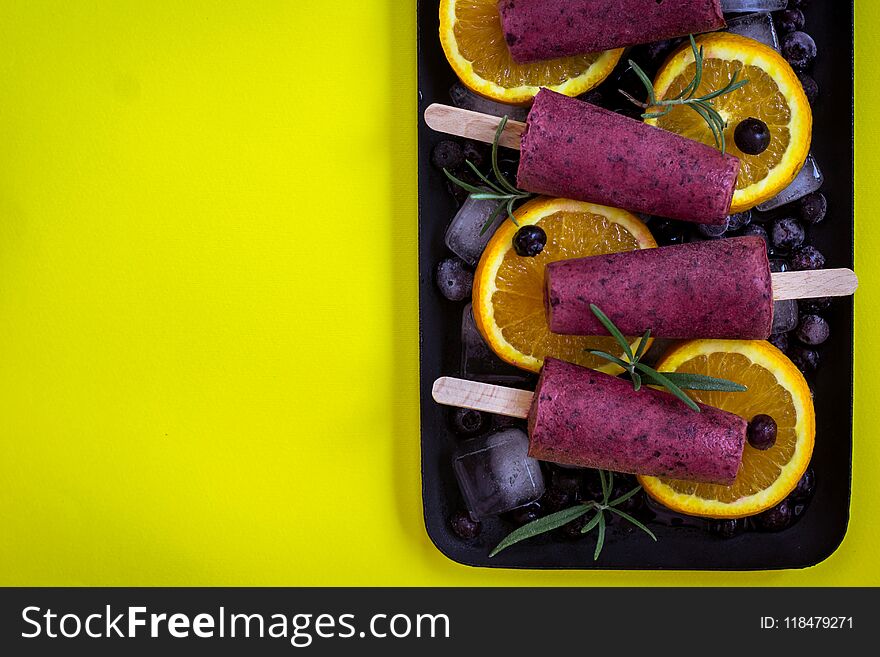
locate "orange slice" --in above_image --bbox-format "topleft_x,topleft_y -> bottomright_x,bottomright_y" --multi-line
639,340 -> 815,519
646,33 -> 812,212
439,0 -> 622,105
472,197 -> 656,373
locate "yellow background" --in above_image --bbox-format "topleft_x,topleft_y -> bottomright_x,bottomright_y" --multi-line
0,1 -> 877,586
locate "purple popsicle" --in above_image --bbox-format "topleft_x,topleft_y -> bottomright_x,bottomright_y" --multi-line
546,237 -> 773,340
498,0 -> 726,63
527,358 -> 746,484
517,89 -> 740,225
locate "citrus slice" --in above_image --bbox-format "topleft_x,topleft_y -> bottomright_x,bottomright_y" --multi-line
473,197 -> 656,373
439,0 -> 623,105
639,340 -> 815,519
646,33 -> 812,212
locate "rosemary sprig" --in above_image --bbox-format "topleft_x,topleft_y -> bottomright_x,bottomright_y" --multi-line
586,304 -> 747,412
443,116 -> 532,235
619,35 -> 749,154
490,470 -> 656,561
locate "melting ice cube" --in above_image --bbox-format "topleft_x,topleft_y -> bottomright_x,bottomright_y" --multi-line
461,304 -> 530,384
450,82 -> 529,122
725,12 -> 780,50
720,0 -> 787,13
445,192 -> 507,267
756,154 -> 824,212
453,428 -> 545,519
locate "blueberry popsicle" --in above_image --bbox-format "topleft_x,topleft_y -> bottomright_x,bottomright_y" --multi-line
518,89 -> 740,224
498,0 -> 726,64
547,236 -> 773,340
432,358 -> 747,485
423,91 -> 740,225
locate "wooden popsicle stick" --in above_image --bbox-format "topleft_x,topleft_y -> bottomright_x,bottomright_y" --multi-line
432,377 -> 532,419
424,104 -> 525,150
771,269 -> 858,301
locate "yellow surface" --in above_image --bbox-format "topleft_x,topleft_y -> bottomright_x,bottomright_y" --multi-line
0,1 -> 876,586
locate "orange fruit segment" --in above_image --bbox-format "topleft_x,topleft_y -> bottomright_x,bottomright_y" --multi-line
439,0 -> 622,105
639,340 -> 815,519
472,197 -> 656,373
646,33 -> 812,212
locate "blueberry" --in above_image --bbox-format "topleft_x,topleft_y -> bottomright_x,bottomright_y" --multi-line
740,223 -> 769,249
641,39 -> 679,67
747,414 -> 778,451
462,140 -> 487,169
734,118 -> 772,156
799,192 -> 827,225
796,314 -> 830,346
799,296 -> 833,314
503,502 -> 541,527
542,486 -> 574,512
551,468 -> 582,497
709,518 -> 745,539
450,407 -> 486,436
610,485 -> 643,513
495,156 -> 520,186
726,211 -> 752,232
755,500 -> 794,532
581,90 -> 605,107
776,9 -> 805,34
697,218 -> 729,238
789,0 -> 810,8
790,467 -> 816,502
768,259 -> 789,273
770,217 -> 805,251
782,32 -> 817,71
449,510 -> 481,539
513,225 -> 547,257
431,140 -> 464,171
435,257 -> 473,301
653,220 -> 687,246
561,513 -> 589,538
790,245 -> 825,271
768,333 -> 789,352
798,72 -> 819,105
789,345 -> 819,374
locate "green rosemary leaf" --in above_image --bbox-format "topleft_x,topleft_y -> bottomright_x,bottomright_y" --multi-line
589,305 -> 633,361
442,168 -> 487,195
642,106 -> 674,120
470,193 -> 507,200
657,372 -> 747,392
632,370 -> 642,392
610,485 -> 643,508
580,511 -> 603,535
607,471 -> 615,496
634,329 -> 652,362
634,363 -> 700,412
466,159 -> 507,196
479,201 -> 507,236
506,197 -> 520,226
491,117 -> 523,196
598,469 -> 610,501
587,350 -> 631,370
594,512 -> 607,560
607,507 -> 658,542
489,505 -> 592,557
628,60 -> 657,105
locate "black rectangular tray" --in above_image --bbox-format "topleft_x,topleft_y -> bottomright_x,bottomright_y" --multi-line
418,0 -> 853,570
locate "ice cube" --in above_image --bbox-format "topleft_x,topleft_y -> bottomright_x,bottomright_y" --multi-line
450,82 -> 529,122
725,12 -> 780,50
453,428 -> 545,519
756,154 -> 824,212
445,192 -> 507,266
719,0 -> 787,13
461,304 -> 530,384
771,300 -> 799,334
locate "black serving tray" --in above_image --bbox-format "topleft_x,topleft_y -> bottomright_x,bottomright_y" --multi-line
418,0 -> 854,570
